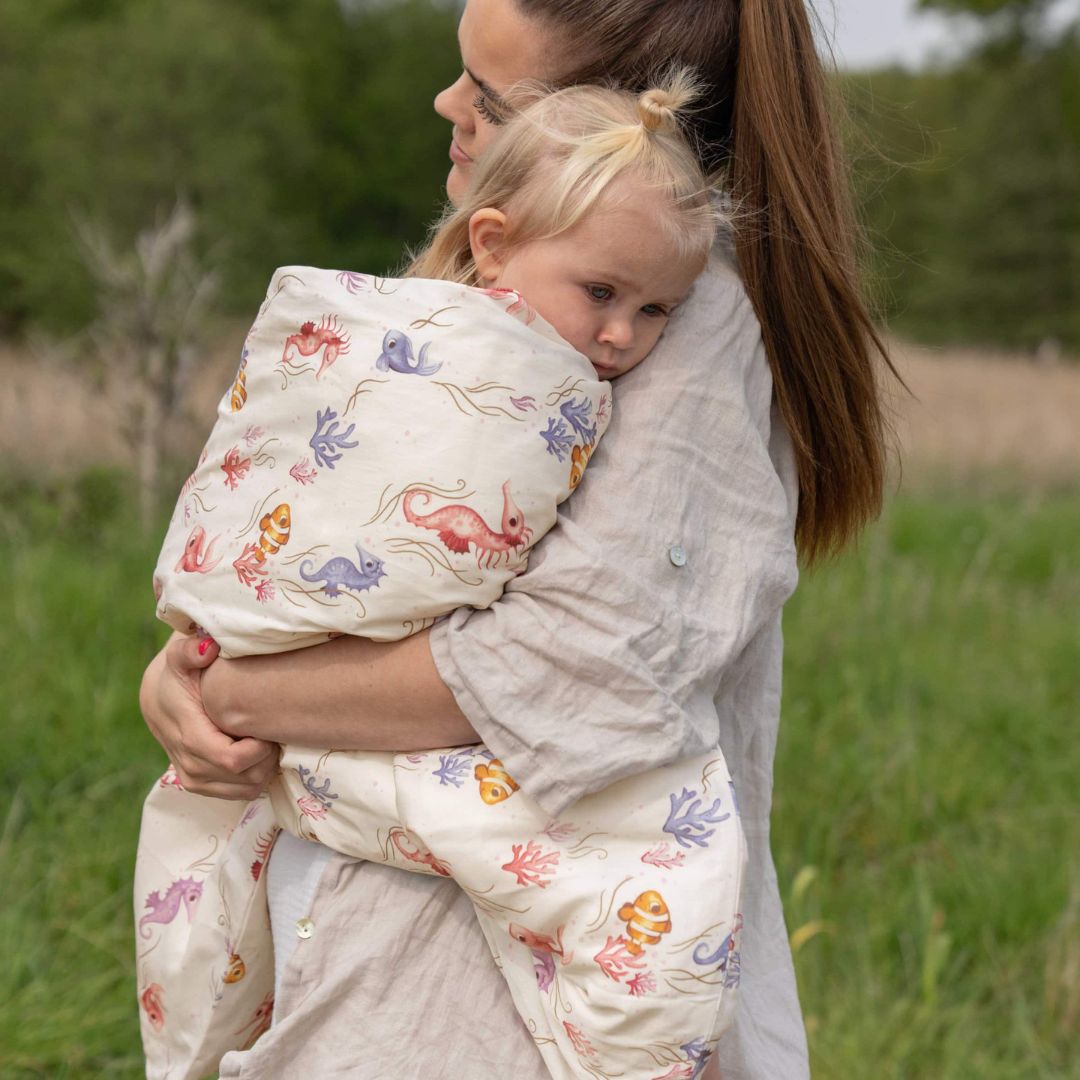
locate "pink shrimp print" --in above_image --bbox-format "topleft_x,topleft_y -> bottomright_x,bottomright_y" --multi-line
402,481 -> 532,568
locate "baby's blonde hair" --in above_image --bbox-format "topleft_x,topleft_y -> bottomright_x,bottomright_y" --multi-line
406,69 -> 721,284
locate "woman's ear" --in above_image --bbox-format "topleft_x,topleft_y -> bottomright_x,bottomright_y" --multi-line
469,208 -> 509,285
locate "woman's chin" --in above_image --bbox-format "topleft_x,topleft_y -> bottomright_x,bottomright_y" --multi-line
446,163 -> 469,207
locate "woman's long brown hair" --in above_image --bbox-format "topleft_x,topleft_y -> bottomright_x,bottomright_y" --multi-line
517,0 -> 898,563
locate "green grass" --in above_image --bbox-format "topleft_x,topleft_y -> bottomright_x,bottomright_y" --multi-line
1,473 -> 1077,1077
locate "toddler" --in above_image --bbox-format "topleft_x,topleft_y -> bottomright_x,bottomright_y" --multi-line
137,73 -> 743,1080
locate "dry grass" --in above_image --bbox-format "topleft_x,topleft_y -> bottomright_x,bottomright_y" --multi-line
3,333 -> 1078,485
885,340 -> 1080,487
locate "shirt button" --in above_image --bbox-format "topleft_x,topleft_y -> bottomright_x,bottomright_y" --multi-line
669,545 -> 687,567
296,917 -> 314,940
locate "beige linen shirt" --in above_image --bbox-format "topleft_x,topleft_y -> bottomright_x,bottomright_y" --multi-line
217,238 -> 809,1080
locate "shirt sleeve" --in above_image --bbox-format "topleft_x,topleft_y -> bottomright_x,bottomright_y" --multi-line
428,251 -> 799,818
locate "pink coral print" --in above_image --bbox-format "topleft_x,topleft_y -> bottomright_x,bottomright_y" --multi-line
289,458 -> 318,486
233,542 -> 269,586
250,829 -> 277,881
541,820 -> 578,843
297,795 -> 329,820
501,841 -> 560,888
510,395 -> 537,412
254,579 -> 275,604
336,270 -> 368,294
140,983 -> 165,1031
563,1021 -> 597,1058
592,934 -> 646,982
243,425 -> 265,446
642,840 -> 686,869
235,993 -> 274,1050
597,393 -> 610,423
627,970 -> 657,997
652,1066 -> 694,1080
221,447 -> 252,490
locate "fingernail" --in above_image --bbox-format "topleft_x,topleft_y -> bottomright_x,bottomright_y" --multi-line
198,637 -> 215,656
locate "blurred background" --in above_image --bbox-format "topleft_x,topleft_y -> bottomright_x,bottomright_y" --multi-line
1,0 -> 1077,1076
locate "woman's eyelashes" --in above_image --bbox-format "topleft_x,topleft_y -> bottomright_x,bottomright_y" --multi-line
473,93 -> 505,125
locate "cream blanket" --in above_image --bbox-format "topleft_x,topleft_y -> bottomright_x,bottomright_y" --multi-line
136,269 -> 743,1080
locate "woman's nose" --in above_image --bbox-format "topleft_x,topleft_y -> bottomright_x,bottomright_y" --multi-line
434,72 -> 473,130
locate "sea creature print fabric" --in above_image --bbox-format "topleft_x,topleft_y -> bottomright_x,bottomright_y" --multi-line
153,267 -> 611,657
137,744 -> 745,1080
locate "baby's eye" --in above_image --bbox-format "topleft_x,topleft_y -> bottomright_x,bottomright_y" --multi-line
641,303 -> 669,317
585,284 -> 612,302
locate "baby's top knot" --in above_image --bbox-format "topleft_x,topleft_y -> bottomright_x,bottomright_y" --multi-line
637,88 -> 678,134
636,70 -> 698,135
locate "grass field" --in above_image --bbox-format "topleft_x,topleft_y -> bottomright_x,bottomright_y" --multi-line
1,346 -> 1078,1076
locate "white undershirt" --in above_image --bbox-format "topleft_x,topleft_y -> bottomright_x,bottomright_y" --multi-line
265,831 -> 335,1021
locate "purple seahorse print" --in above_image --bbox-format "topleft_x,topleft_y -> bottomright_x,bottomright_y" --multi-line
139,877 -> 204,938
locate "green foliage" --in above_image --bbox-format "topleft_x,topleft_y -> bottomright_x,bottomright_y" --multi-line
845,27 -> 1080,350
0,0 -> 459,334
917,0 -> 1052,16
1,479 -> 1077,1074
1,0 -> 1077,352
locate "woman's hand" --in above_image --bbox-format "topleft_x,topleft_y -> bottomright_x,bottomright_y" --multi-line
139,632 -> 280,800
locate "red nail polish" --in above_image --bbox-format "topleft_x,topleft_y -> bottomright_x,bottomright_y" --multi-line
198,638 -> 212,656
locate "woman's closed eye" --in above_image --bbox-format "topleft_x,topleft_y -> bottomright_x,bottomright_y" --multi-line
473,93 -> 505,126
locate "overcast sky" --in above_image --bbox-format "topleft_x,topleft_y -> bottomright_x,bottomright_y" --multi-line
827,0 -> 1079,68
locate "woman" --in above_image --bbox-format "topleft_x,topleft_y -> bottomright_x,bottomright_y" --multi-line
140,0 -> 894,1075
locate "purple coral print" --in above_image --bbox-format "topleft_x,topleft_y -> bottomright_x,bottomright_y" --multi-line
433,750 -> 473,788
297,764 -> 339,812
540,417 -> 574,461
309,407 -> 358,470
662,787 -> 731,850
559,397 -> 597,443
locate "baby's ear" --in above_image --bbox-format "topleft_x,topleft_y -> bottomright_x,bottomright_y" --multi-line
468,208 -> 508,285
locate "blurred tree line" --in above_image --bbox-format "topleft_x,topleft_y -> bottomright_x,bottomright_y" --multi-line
0,0 -> 1076,351
0,0 -> 461,337
846,0 -> 1079,350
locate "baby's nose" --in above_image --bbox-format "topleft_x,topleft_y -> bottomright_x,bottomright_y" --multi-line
598,318 -> 634,350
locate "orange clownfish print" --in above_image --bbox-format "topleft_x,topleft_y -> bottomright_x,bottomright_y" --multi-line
223,952 -> 246,984
474,759 -> 520,805
230,355 -> 248,412
569,442 -> 595,491
618,889 -> 672,955
256,503 -> 291,560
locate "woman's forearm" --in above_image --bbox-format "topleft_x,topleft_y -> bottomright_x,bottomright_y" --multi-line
200,627 -> 480,750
